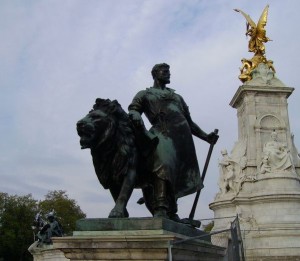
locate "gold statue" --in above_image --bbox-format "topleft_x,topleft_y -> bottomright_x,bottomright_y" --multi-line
234,5 -> 271,56
235,5 -> 275,83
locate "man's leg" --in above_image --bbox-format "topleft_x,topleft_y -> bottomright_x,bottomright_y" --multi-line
153,177 -> 168,218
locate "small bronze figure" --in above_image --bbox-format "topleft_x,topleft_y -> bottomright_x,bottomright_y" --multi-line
36,211 -> 63,244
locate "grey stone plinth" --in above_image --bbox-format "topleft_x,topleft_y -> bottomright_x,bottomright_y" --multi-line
53,234 -> 225,261
75,217 -> 209,239
28,241 -> 69,261
51,217 -> 225,261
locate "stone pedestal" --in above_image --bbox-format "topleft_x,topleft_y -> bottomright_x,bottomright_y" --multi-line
211,172 -> 300,259
210,64 -> 300,260
28,241 -> 69,261
51,218 -> 225,261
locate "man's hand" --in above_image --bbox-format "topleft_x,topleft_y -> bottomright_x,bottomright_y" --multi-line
129,110 -> 144,127
206,130 -> 219,145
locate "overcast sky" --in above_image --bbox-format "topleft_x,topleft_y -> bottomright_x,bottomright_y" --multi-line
1,0 -> 299,223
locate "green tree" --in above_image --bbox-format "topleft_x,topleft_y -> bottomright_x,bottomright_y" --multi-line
38,190 -> 86,235
0,193 -> 38,261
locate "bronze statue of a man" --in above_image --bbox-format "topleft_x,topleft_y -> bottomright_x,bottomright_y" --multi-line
128,63 -> 218,220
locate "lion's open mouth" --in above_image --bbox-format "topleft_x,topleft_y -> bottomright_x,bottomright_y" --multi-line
77,128 -> 92,138
79,141 -> 90,149
77,122 -> 95,149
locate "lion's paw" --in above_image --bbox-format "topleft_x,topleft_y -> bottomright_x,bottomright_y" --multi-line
108,207 -> 128,218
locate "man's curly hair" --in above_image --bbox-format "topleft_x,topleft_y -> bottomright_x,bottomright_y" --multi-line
151,63 -> 170,79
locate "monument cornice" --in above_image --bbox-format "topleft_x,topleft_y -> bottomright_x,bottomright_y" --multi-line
210,192 -> 300,209
230,85 -> 295,109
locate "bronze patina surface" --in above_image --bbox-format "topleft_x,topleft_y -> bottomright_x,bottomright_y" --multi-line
77,63 -> 218,223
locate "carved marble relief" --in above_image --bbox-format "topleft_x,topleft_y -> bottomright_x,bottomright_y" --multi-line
260,130 -> 294,173
217,145 -> 247,196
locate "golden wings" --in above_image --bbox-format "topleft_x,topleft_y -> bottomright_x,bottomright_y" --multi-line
234,5 -> 271,55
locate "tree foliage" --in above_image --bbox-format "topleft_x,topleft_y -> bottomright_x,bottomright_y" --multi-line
0,190 -> 86,261
0,193 -> 38,261
38,190 -> 86,235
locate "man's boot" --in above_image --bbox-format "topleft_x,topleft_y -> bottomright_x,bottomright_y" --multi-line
153,177 -> 168,218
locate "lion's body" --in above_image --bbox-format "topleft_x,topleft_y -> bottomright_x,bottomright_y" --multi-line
77,99 -> 148,217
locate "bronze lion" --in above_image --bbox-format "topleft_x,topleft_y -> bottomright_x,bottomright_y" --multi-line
76,98 -> 156,218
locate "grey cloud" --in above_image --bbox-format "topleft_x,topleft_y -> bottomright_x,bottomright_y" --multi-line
1,0 -> 300,220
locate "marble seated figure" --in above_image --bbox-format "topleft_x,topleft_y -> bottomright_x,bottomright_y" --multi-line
261,131 -> 293,173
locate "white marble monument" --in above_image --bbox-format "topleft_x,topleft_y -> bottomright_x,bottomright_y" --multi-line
211,6 -> 300,259
210,63 -> 300,260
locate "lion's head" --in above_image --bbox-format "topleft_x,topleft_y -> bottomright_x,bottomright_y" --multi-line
77,107 -> 114,150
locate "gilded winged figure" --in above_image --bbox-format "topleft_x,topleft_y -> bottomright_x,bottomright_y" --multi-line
234,5 -> 271,56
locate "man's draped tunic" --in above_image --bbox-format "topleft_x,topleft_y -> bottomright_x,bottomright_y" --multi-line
128,87 -> 203,199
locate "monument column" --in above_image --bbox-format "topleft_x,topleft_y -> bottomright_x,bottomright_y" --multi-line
230,83 -> 296,176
